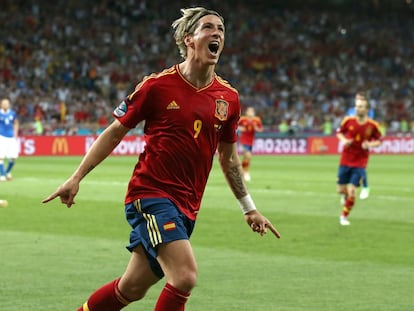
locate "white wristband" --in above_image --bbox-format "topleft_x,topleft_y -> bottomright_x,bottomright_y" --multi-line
238,194 -> 257,215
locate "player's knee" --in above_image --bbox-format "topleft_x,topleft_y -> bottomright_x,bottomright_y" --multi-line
336,186 -> 345,194
173,268 -> 198,292
120,282 -> 150,302
348,188 -> 357,197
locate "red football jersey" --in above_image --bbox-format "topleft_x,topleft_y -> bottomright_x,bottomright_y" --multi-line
238,116 -> 262,146
337,116 -> 382,168
113,65 -> 240,220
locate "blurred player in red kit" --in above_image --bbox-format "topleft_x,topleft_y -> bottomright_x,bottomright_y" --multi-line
42,7 -> 280,311
336,91 -> 382,225
237,106 -> 263,181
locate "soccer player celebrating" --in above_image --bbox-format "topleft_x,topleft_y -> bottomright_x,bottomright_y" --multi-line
237,106 -> 263,181
43,7 -> 280,311
0,98 -> 19,181
336,91 -> 382,225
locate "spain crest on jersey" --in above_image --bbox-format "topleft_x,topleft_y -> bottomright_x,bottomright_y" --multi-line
215,99 -> 229,121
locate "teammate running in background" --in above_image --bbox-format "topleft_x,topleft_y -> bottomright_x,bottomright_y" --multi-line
346,102 -> 375,199
336,91 -> 382,225
43,7 -> 280,311
0,98 -> 19,181
237,106 -> 263,182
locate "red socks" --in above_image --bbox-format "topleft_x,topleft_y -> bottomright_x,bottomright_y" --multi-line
76,280 -> 190,311
77,278 -> 130,311
154,283 -> 190,311
342,196 -> 355,217
242,159 -> 249,169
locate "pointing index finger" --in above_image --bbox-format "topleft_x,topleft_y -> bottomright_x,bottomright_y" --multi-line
266,222 -> 281,239
42,192 -> 59,204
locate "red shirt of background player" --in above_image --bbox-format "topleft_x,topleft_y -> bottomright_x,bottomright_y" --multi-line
337,116 -> 382,168
238,115 -> 263,147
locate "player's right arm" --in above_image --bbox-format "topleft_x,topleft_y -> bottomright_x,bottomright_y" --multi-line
336,127 -> 353,147
42,120 -> 130,207
237,125 -> 246,132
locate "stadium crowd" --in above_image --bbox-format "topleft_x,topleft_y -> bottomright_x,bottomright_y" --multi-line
1,0 -> 413,136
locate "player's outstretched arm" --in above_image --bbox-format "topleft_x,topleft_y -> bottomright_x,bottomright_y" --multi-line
217,142 -> 281,239
42,120 -> 130,208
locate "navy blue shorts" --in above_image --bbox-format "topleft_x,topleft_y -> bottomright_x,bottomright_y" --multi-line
241,144 -> 253,152
125,198 -> 195,278
337,165 -> 365,187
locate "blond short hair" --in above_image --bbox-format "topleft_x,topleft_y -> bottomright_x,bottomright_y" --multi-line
172,7 -> 224,59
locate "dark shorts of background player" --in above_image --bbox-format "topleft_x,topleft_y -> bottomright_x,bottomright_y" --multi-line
337,165 -> 366,187
241,144 -> 253,152
125,198 -> 195,279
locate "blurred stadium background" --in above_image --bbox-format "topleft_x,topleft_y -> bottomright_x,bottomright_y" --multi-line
1,2 -> 414,310
1,0 -> 413,138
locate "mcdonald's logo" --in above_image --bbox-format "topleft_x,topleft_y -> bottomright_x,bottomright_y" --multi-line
311,138 -> 327,153
52,137 -> 69,154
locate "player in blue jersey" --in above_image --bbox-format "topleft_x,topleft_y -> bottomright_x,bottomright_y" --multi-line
0,98 -> 19,181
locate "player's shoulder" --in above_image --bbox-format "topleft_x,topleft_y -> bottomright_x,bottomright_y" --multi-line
366,118 -> 380,128
214,74 -> 239,94
341,115 -> 356,125
139,66 -> 177,87
128,66 -> 177,99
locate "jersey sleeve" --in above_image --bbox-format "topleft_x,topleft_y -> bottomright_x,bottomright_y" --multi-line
371,120 -> 383,140
219,97 -> 240,143
113,79 -> 153,129
256,117 -> 263,129
337,117 -> 351,134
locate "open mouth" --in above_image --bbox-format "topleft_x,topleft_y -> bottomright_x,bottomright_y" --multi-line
208,42 -> 219,54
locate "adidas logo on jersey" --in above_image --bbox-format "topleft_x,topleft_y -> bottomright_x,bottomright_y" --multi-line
167,101 -> 180,110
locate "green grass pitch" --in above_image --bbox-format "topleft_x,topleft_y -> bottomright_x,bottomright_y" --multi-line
0,155 -> 413,310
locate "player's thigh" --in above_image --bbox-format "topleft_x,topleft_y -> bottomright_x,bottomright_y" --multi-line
349,168 -> 365,187
0,137 -> 18,159
337,165 -> 351,185
125,198 -> 196,280
242,144 -> 253,157
119,245 -> 160,298
157,239 -> 198,287
8,138 -> 19,159
0,136 -> 6,158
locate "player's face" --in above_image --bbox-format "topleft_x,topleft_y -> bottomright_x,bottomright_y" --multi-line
355,95 -> 368,118
1,99 -> 10,111
246,107 -> 255,117
189,15 -> 225,65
